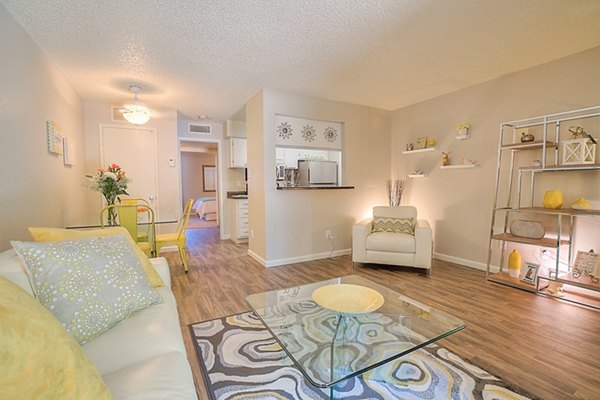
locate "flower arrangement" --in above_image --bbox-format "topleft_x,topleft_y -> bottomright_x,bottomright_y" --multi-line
456,123 -> 469,130
87,164 -> 129,225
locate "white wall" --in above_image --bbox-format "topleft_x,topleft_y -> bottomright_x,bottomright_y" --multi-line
83,101 -> 180,225
0,4 -> 86,250
247,89 -> 391,266
391,46 -> 600,269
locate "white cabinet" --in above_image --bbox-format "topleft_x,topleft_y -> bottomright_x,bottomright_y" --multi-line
229,199 -> 248,243
229,138 -> 247,168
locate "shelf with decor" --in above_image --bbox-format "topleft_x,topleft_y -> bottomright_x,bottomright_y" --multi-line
402,147 -> 435,154
486,105 -> 600,310
408,174 -> 426,178
440,164 -> 477,169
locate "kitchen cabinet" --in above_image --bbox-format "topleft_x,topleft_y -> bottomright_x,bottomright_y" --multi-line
229,137 -> 247,168
229,198 -> 248,243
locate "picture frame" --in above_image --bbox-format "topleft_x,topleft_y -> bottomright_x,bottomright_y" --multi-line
202,165 -> 216,192
572,250 -> 600,280
416,136 -> 428,150
521,262 -> 540,284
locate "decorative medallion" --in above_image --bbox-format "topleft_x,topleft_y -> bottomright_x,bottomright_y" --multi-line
277,122 -> 293,139
301,124 -> 316,142
323,126 -> 338,143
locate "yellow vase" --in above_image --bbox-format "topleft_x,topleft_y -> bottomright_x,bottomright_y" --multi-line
508,249 -> 522,278
543,190 -> 564,209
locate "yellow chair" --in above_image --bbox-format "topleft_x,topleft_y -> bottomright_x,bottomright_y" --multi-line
100,203 -> 156,257
120,198 -> 153,243
155,199 -> 194,273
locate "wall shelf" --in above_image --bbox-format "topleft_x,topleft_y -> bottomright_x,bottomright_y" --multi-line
500,140 -> 557,150
402,147 -> 435,154
408,174 -> 426,178
440,164 -> 477,169
455,134 -> 470,140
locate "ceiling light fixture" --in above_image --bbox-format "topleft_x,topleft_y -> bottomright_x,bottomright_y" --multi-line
121,85 -> 151,125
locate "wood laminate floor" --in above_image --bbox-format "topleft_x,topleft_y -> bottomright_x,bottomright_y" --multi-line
165,228 -> 600,400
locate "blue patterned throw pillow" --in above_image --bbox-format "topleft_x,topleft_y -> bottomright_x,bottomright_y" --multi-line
12,235 -> 162,345
372,217 -> 415,234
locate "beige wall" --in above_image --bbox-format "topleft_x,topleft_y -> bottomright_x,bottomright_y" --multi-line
247,89 -> 391,265
181,152 -> 217,204
0,4 -> 86,250
391,46 -> 600,268
83,101 -> 180,225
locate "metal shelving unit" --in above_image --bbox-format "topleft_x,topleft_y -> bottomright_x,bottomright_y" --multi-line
486,106 -> 600,309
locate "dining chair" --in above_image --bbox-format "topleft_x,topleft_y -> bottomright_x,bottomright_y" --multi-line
100,203 -> 156,257
155,199 -> 194,273
120,198 -> 153,244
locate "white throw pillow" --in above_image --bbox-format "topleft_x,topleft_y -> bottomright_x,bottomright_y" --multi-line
12,235 -> 162,345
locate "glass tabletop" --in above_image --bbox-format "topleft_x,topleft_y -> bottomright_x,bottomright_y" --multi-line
245,275 -> 465,389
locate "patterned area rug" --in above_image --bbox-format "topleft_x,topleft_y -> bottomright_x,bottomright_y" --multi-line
190,311 -> 538,400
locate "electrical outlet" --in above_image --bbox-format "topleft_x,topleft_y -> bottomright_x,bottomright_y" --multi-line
325,230 -> 333,240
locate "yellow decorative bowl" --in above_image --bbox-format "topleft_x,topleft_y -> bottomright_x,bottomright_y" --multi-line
312,284 -> 384,315
543,190 -> 564,209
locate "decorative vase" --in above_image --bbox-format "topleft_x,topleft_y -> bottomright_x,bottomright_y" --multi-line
457,128 -> 468,137
104,194 -> 118,226
508,249 -> 522,278
543,190 -> 564,209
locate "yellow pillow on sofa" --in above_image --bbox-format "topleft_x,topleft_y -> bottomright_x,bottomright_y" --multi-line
0,276 -> 111,399
28,226 -> 164,288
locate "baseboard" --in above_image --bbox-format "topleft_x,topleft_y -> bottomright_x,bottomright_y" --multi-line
220,234 -> 231,240
433,252 -> 500,273
262,249 -> 352,268
247,249 -> 267,266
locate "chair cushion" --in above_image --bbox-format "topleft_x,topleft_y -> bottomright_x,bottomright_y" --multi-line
366,231 -> 416,253
372,217 -> 415,234
0,276 -> 111,400
12,236 -> 163,345
28,226 -> 164,287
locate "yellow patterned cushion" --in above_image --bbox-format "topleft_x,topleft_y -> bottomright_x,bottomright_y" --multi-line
0,276 -> 111,399
12,236 -> 163,345
28,226 -> 164,287
372,217 -> 415,234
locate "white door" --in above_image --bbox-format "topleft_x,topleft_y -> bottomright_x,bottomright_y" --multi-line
100,125 -> 159,219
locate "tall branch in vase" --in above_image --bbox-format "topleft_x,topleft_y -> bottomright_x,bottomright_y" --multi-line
87,164 -> 129,226
387,179 -> 404,207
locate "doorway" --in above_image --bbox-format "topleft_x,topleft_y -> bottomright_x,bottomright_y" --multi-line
180,140 -> 220,230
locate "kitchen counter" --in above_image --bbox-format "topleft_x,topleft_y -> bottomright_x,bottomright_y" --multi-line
226,191 -> 248,199
276,185 -> 355,190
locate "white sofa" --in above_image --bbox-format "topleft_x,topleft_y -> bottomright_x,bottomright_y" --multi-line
0,248 -> 198,400
352,206 -> 433,272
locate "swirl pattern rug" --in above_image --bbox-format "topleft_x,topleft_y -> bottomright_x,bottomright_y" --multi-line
190,310 -> 537,400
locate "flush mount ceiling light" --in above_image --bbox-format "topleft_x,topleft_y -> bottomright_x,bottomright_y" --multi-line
121,85 -> 151,125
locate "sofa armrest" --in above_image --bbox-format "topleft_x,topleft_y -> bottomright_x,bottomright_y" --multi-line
414,219 -> 433,269
150,257 -> 171,288
352,218 -> 372,263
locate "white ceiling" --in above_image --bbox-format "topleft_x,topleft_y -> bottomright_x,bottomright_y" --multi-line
3,0 -> 600,121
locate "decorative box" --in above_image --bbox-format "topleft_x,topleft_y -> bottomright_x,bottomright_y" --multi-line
561,139 -> 596,165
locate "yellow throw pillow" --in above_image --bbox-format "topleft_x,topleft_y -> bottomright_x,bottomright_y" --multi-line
28,226 -> 164,288
0,276 -> 112,399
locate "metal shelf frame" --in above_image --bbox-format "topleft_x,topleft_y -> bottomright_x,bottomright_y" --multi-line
486,105 -> 600,310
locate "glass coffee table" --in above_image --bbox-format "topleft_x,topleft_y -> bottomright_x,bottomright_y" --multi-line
246,275 -> 465,399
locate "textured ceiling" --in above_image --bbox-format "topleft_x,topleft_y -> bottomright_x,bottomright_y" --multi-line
2,0 -> 600,121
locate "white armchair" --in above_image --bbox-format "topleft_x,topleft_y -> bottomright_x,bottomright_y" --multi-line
352,206 -> 432,273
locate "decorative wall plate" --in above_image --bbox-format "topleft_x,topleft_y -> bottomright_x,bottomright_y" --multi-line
277,122 -> 293,139
323,126 -> 338,143
301,124 -> 316,142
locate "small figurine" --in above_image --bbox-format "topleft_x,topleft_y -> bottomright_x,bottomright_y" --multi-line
406,143 -> 414,151
520,131 -> 535,143
442,152 -> 449,166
